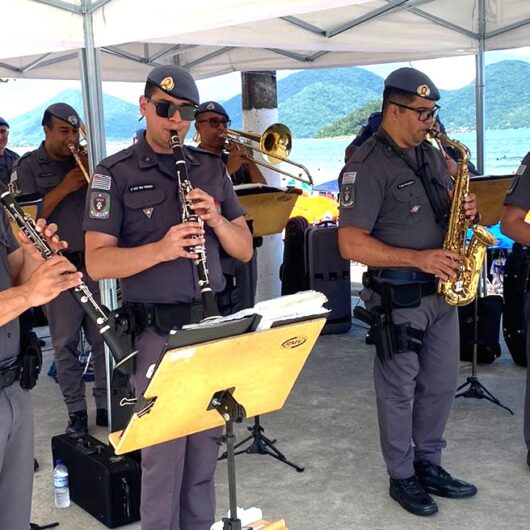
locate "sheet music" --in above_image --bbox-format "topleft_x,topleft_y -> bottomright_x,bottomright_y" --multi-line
183,290 -> 329,331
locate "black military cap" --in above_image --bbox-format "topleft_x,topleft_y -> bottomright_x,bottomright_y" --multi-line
0,117 -> 9,128
146,65 -> 200,106
42,103 -> 81,128
384,67 -> 440,101
195,101 -> 229,120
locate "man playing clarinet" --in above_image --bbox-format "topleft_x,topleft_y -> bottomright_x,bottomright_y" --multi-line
83,65 -> 252,530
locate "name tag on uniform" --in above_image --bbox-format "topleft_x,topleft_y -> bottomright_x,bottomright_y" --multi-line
129,184 -> 155,193
397,179 -> 415,189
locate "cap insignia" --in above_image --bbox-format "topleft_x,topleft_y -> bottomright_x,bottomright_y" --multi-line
416,84 -> 431,97
68,115 -> 79,126
206,102 -> 215,110
160,76 -> 175,92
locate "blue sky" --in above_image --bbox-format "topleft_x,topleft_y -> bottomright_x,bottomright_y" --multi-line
1,46 -> 529,121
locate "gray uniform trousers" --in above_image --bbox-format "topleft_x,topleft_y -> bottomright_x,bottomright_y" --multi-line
524,292 -> 530,451
365,290 -> 459,479
46,269 -> 107,413
131,327 -> 222,530
0,382 -> 34,530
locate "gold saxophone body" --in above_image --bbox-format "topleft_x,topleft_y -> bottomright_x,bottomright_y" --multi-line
429,129 -> 497,306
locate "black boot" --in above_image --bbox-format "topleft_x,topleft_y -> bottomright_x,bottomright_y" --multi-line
527,451 -> 530,468
96,408 -> 108,427
389,475 -> 438,516
66,410 -> 88,436
414,460 -> 477,499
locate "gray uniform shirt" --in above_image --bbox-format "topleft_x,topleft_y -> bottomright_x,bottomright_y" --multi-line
83,138 -> 245,304
12,143 -> 85,251
0,211 -> 20,367
339,128 -> 451,250
504,151 -> 530,210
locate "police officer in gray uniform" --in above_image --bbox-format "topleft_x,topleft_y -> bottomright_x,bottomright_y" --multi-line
338,67 -> 478,516
84,66 -> 252,530
12,103 -> 108,434
500,151 -> 530,468
0,210 -> 81,530
0,117 -> 19,186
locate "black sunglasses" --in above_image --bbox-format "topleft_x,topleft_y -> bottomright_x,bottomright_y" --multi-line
147,97 -> 197,121
389,101 -> 440,122
196,117 -> 231,128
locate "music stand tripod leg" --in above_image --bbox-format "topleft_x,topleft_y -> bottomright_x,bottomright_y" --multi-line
218,415 -> 305,472
455,272 -> 513,415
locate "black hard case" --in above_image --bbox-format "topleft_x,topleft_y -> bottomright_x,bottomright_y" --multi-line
281,217 -> 351,334
51,433 -> 141,528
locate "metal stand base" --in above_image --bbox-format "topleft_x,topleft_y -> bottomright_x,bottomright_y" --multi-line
219,416 -> 304,472
456,375 -> 514,415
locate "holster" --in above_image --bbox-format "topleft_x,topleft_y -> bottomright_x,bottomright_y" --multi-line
18,330 -> 42,390
354,305 -> 424,361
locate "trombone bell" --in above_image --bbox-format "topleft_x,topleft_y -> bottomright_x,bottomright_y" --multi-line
224,123 -> 312,185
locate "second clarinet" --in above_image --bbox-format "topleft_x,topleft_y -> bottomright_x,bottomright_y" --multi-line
0,184 -> 137,373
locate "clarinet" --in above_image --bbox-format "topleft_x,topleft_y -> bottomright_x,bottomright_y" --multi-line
0,183 -> 137,373
169,130 -> 220,320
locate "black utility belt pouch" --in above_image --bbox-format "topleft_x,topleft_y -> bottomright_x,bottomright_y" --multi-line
108,305 -> 136,355
18,330 -> 42,390
354,305 -> 424,361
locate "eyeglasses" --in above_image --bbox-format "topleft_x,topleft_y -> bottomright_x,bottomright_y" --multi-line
196,118 -> 231,128
146,98 -> 197,121
389,101 -> 440,122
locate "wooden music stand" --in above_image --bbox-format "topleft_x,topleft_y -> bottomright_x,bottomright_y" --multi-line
109,316 -> 326,530
469,174 -> 514,227
235,184 -> 302,237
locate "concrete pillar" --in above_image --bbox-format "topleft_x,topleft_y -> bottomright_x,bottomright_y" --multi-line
241,71 -> 282,302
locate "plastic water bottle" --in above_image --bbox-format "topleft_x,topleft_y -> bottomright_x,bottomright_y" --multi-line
53,459 -> 70,508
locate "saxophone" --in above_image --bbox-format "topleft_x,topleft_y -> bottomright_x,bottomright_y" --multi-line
429,130 -> 497,306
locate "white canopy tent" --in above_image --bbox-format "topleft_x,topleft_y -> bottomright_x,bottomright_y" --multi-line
1,0 -> 530,80
2,0 -> 530,168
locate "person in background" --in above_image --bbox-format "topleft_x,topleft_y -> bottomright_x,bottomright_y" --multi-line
0,209 -> 81,530
0,117 -> 19,187
338,67 -> 478,517
195,101 -> 265,313
11,103 -> 108,435
84,66 -> 252,530
500,151 -> 530,468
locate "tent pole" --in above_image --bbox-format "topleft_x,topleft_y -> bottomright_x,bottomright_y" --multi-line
79,0 -> 118,425
475,0 -> 486,174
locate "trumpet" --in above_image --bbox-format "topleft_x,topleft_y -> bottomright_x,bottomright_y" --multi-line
68,122 -> 90,183
222,123 -> 313,186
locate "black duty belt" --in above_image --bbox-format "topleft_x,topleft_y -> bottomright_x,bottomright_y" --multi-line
125,301 -> 204,334
369,268 -> 435,283
0,362 -> 20,391
363,270 -> 437,309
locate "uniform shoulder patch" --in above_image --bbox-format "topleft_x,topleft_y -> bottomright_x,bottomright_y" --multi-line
89,191 -> 111,219
91,173 -> 112,191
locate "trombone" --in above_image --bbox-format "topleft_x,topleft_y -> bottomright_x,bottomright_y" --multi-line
222,123 -> 313,186
67,121 -> 91,183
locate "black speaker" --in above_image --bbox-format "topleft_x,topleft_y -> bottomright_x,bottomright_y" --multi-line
51,433 -> 141,528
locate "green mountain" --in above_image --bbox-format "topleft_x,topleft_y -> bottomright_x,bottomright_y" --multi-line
222,67 -> 384,138
9,88 -> 140,147
317,60 -> 530,137
7,60 -> 530,146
